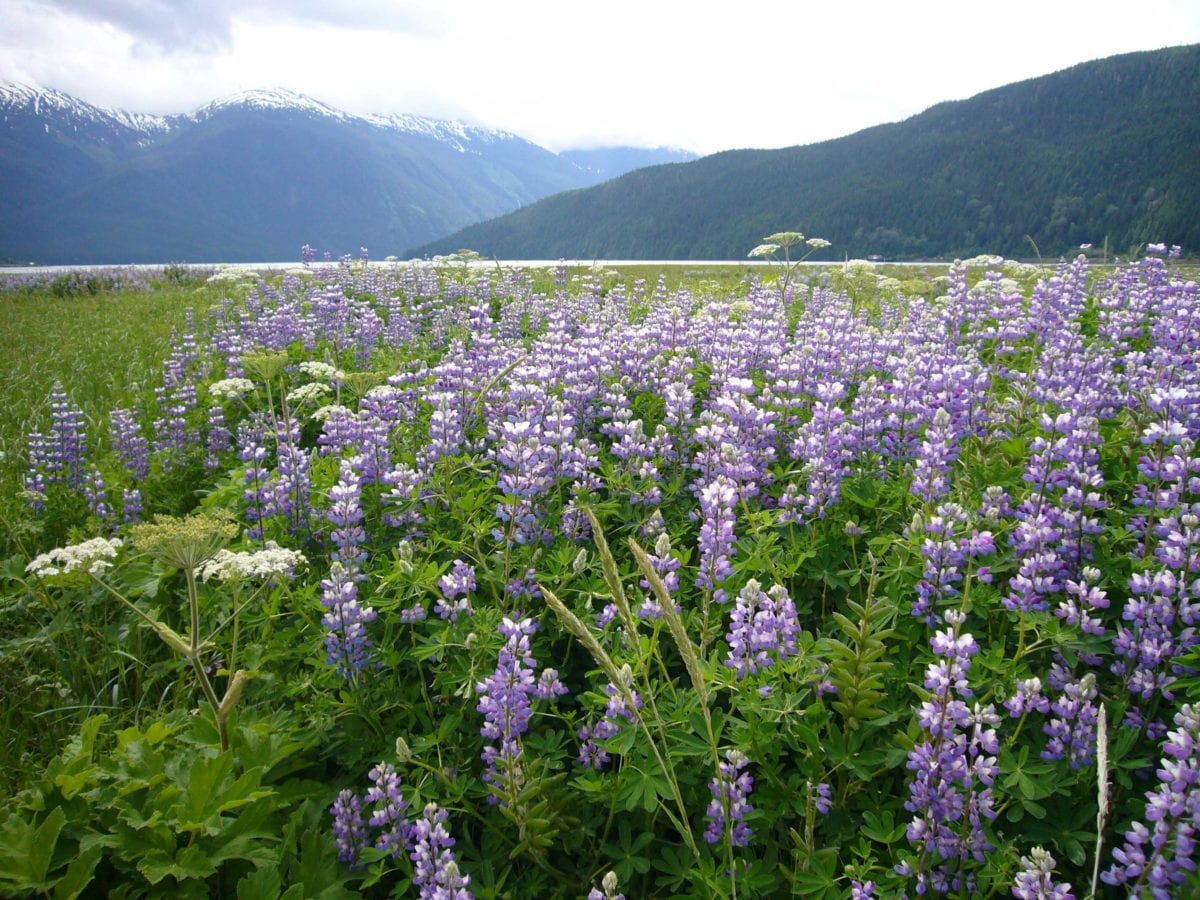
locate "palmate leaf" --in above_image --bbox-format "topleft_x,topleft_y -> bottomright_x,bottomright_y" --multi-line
51,845 -> 102,900
176,754 -> 273,834
0,806 -> 65,891
136,844 -> 217,885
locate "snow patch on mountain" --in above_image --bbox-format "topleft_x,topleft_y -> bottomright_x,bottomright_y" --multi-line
0,82 -> 171,136
192,88 -> 351,122
364,112 -> 519,152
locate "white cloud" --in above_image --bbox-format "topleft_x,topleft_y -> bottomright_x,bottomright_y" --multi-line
2,0 -> 1198,152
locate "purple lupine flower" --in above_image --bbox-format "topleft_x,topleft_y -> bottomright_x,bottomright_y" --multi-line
436,559 -> 476,621
365,762 -> 411,858
696,474 -> 738,603
410,803 -> 472,899
911,504 -> 995,626
724,579 -> 800,679
110,407 -> 150,479
504,568 -> 541,603
476,616 -> 539,805
121,487 -> 143,524
81,464 -> 114,526
320,561 -> 377,677
381,461 -> 427,534
1004,677 -> 1050,718
329,789 -> 368,867
534,668 -> 567,700
1103,704 -> 1200,898
780,381 -> 853,524
810,781 -> 832,815
1012,847 -> 1075,899
979,485 -> 1013,524
587,871 -> 625,900
239,441 -> 273,540
272,416 -> 311,533
400,602 -> 428,624
205,404 -> 232,470
1055,567 -> 1109,637
1114,509 -> 1200,732
850,880 -> 877,899
577,723 -> 610,770
352,415 -> 392,485
152,382 -> 198,461
1042,670 -> 1099,769
705,748 -> 754,847
902,610 -> 999,890
911,407 -> 959,505
27,385 -> 88,491
492,412 -> 555,547
578,675 -> 642,770
595,603 -> 619,629
327,457 -> 366,567
1004,412 -> 1105,616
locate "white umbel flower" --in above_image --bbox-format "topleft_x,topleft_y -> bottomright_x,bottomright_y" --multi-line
286,382 -> 332,405
208,378 -> 255,400
297,361 -> 345,382
198,541 -> 307,582
27,537 -> 123,577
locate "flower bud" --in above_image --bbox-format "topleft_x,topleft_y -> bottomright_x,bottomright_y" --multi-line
602,871 -> 620,896
395,736 -> 413,763
654,531 -> 672,557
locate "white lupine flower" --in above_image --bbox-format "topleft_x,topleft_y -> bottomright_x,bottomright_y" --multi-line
198,541 -> 307,582
208,378 -> 255,400
27,537 -> 123,578
297,361 -> 345,382
286,382 -> 332,405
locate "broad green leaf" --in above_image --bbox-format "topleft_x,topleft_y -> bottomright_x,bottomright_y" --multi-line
53,846 -> 103,900
136,845 -> 218,885
28,806 -> 66,887
237,865 -> 282,900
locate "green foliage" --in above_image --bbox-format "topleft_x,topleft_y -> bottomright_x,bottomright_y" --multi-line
826,574 -> 896,729
0,710 -> 337,898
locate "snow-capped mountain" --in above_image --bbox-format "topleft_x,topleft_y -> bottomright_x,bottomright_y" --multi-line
0,83 -> 698,264
0,82 -> 171,144
191,88 -> 351,124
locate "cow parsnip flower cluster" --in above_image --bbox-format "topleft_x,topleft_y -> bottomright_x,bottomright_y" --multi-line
26,537 -> 123,577
286,382 -> 332,406
298,361 -> 346,382
208,377 -> 255,401
198,541 -> 307,582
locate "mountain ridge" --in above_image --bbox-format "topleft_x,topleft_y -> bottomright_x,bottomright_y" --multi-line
0,84 -> 698,264
412,45 -> 1200,261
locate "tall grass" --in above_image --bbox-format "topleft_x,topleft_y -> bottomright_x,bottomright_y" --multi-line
0,277 -> 228,532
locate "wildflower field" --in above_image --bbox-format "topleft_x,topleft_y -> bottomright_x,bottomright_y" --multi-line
2,247 -> 1199,899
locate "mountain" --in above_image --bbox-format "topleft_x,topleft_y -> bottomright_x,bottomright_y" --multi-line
0,86 -> 697,264
558,146 -> 698,182
413,45 -> 1200,261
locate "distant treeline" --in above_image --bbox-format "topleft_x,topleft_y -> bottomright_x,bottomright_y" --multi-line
414,44 -> 1200,261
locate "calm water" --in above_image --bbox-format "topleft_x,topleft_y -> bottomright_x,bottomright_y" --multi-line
0,259 -> 941,276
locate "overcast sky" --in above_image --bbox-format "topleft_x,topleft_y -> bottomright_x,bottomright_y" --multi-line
2,0 -> 1199,154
